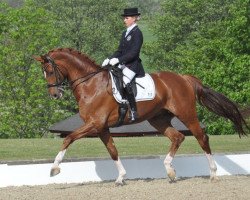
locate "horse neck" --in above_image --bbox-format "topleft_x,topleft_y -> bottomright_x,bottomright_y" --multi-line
52,51 -> 109,102
53,51 -> 100,82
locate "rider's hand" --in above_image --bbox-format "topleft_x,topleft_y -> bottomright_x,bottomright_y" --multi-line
101,58 -> 110,67
109,58 -> 119,66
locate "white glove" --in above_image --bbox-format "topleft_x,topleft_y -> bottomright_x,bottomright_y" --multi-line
101,58 -> 110,67
109,58 -> 119,66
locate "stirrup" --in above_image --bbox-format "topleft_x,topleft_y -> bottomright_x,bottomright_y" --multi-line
129,110 -> 138,122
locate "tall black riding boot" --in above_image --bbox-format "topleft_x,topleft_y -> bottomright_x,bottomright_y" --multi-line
125,83 -> 138,121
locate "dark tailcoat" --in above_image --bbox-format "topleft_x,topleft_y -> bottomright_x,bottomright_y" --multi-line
110,26 -> 145,77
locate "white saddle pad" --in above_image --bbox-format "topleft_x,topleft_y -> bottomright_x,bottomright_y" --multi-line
110,73 -> 156,103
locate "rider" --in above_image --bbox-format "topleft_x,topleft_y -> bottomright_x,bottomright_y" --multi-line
102,7 -> 145,121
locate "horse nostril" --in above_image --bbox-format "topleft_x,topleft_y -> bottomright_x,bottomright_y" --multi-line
50,93 -> 59,99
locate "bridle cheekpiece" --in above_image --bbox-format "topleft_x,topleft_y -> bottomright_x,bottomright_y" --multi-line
43,54 -> 66,89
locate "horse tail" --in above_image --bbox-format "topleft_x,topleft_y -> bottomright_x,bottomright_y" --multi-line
183,75 -> 249,137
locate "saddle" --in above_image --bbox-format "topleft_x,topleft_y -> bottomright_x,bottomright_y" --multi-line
109,66 -> 155,127
110,67 -> 137,99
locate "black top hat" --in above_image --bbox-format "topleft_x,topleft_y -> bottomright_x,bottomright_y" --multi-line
121,8 -> 141,17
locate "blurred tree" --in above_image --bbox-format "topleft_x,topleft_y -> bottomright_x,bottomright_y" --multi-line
0,1 -> 68,138
34,0 -> 125,63
143,0 -> 249,134
1,0 -> 23,7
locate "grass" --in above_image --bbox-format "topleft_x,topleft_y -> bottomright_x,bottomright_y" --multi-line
0,135 -> 249,162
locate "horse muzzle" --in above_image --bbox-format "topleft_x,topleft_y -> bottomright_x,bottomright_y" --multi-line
49,87 -> 64,99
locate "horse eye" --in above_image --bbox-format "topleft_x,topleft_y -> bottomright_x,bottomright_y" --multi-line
48,71 -> 54,76
44,71 -> 54,78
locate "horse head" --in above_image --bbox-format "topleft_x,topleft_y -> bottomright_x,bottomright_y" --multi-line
34,48 -> 102,99
33,53 -> 66,99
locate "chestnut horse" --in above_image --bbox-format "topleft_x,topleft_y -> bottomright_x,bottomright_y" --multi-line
34,48 -> 248,185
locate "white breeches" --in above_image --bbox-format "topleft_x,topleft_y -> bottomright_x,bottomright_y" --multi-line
120,66 -> 136,85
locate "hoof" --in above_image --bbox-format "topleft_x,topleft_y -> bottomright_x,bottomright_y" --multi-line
210,176 -> 219,183
50,167 -> 60,177
167,168 -> 176,181
115,180 -> 126,186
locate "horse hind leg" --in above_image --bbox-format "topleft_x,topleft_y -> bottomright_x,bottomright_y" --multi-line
148,113 -> 185,182
163,127 -> 185,182
186,119 -> 218,181
99,130 -> 126,186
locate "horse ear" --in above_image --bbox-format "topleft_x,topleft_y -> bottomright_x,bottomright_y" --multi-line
33,55 -> 44,63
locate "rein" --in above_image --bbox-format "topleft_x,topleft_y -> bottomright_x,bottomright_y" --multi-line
70,69 -> 104,92
44,55 -> 106,92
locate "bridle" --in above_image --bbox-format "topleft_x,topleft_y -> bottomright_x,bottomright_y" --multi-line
43,55 -> 66,89
43,55 -> 105,92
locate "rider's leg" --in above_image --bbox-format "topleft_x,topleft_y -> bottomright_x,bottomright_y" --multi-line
122,67 -> 137,121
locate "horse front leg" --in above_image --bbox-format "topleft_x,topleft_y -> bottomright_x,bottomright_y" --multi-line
50,149 -> 66,176
50,123 -> 98,177
99,130 -> 126,186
